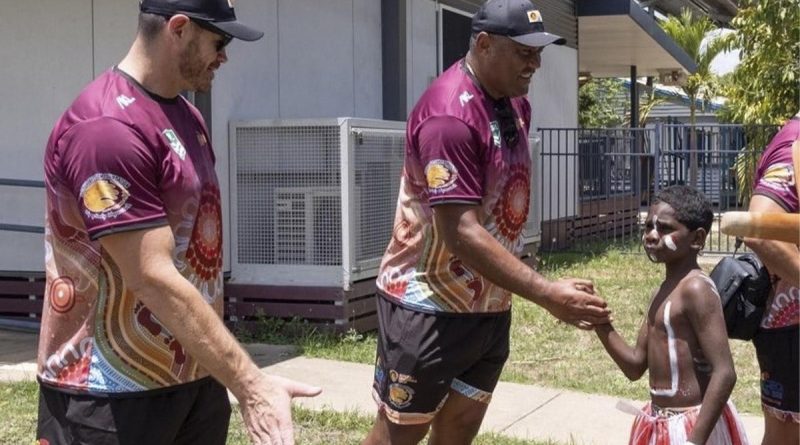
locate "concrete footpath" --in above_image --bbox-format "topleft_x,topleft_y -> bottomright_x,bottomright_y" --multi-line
1,329 -> 764,444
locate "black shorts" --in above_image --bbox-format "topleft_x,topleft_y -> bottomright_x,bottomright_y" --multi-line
37,377 -> 231,445
371,293 -> 511,425
754,325 -> 800,422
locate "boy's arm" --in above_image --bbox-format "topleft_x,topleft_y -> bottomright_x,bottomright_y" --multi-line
594,318 -> 649,381
684,278 -> 737,444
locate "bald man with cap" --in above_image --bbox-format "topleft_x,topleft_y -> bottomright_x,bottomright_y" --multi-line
363,1 -> 609,444
38,1 -> 320,444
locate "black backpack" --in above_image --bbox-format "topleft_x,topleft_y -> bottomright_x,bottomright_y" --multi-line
709,251 -> 771,341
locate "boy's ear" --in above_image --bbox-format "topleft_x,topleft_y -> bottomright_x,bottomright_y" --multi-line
691,227 -> 708,251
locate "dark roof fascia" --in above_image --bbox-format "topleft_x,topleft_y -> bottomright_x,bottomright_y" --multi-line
577,0 -> 698,74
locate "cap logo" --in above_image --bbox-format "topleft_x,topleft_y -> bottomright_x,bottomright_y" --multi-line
527,10 -> 542,23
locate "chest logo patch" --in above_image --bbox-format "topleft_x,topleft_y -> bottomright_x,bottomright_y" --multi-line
162,129 -> 187,160
425,159 -> 458,194
80,173 -> 131,220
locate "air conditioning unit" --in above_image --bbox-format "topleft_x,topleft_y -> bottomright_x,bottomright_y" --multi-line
273,186 -> 362,266
658,69 -> 688,86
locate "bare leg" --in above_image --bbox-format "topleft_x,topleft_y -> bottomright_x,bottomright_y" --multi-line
362,411 -> 431,445
427,391 -> 489,445
761,413 -> 799,445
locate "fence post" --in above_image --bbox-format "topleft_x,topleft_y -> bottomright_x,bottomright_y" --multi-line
654,121 -> 662,195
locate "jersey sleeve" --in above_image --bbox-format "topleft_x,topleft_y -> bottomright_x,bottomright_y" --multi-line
753,142 -> 799,213
58,117 -> 168,239
416,116 -> 483,205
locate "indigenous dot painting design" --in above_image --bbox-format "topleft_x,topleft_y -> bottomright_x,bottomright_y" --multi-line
186,184 -> 222,281
492,164 -> 530,240
762,282 -> 800,329
49,277 -> 76,313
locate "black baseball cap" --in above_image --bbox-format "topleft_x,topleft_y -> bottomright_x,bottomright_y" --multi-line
472,0 -> 566,47
140,0 -> 264,41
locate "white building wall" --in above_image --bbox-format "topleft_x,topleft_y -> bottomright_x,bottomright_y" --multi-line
532,46 -> 579,221
407,0 -> 438,111
212,0 -> 382,271
0,0 -> 133,272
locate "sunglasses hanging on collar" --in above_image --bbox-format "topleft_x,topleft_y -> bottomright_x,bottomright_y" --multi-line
493,99 -> 519,147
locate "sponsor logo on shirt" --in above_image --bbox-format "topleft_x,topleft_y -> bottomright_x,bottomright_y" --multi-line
527,10 -> 542,23
79,173 -> 131,220
459,90 -> 474,107
115,95 -> 136,109
162,129 -> 187,160
425,159 -> 458,194
758,163 -> 795,193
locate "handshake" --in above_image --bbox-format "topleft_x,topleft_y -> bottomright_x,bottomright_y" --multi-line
536,278 -> 612,330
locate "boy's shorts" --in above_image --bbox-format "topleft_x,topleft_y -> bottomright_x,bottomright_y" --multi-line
37,377 -> 231,445
371,293 -> 511,425
754,325 -> 800,422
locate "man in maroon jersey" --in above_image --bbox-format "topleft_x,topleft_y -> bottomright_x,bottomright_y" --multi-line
363,1 -> 610,444
38,1 -> 320,444
744,112 -> 800,445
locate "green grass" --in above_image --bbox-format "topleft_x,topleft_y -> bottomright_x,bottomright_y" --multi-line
236,246 -> 762,415
506,248 -> 761,415
0,380 -> 556,445
0,380 -> 38,442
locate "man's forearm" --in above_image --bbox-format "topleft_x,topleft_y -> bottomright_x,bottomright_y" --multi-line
445,222 -> 551,302
745,238 -> 800,286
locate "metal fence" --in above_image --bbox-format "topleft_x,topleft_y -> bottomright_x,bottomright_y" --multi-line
538,123 -> 779,254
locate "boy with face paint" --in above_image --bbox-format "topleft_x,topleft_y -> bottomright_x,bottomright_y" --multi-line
594,185 -> 750,445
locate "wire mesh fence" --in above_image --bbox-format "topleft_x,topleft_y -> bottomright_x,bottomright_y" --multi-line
538,123 -> 779,254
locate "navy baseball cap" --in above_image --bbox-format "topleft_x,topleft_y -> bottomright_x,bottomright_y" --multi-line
140,0 -> 264,41
472,0 -> 566,47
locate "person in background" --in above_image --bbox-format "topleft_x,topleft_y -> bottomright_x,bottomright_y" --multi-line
744,112 -> 800,445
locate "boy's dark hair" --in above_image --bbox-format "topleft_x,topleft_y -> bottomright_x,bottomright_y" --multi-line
652,185 -> 713,232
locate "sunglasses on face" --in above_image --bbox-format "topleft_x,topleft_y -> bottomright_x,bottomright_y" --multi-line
494,100 -> 519,147
190,18 -> 233,52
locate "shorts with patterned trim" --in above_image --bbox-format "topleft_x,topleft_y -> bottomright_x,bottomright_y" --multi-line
371,293 -> 510,425
753,325 -> 800,423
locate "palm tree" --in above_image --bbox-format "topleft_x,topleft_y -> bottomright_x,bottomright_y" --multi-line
660,9 -> 728,186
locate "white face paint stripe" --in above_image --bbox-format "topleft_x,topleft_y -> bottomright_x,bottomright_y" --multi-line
650,215 -> 659,237
663,234 -> 677,251
650,300 -> 679,397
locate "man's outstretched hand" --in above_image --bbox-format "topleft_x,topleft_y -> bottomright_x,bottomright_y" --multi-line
540,278 -> 611,329
238,373 -> 323,445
